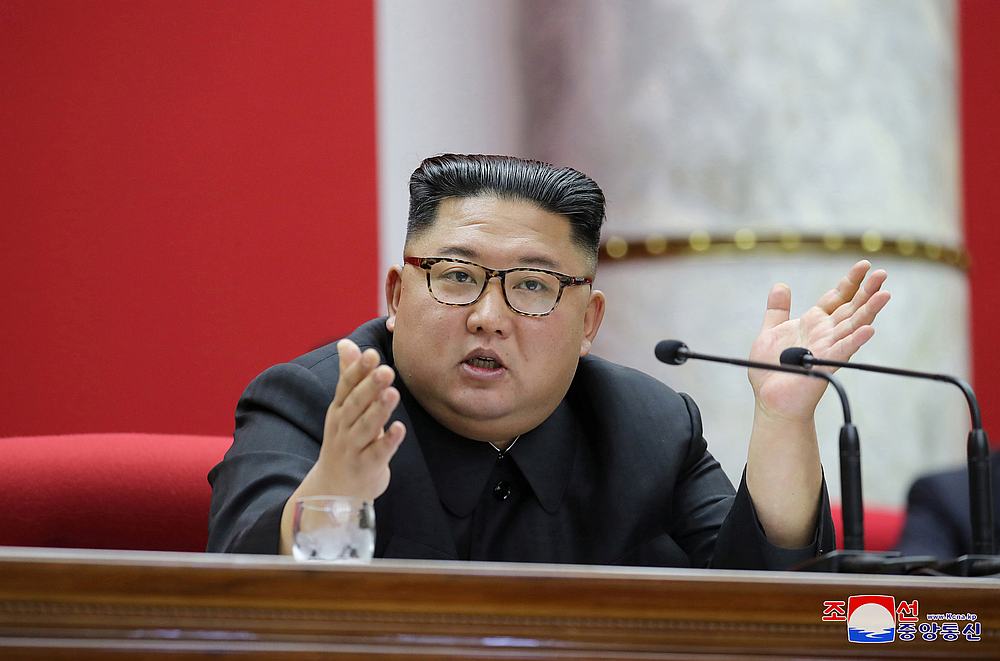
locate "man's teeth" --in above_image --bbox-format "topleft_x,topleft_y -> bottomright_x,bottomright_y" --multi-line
468,357 -> 499,369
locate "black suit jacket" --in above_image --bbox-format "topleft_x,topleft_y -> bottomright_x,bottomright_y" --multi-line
895,453 -> 1000,558
208,317 -> 833,569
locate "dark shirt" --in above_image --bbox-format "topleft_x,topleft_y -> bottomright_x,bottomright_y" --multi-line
207,317 -> 833,568
403,386 -> 586,561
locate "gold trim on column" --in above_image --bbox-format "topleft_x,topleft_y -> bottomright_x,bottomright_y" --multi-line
599,231 -> 969,269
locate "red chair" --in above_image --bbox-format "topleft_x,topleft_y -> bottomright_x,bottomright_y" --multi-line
0,434 -> 230,552
830,503 -> 905,551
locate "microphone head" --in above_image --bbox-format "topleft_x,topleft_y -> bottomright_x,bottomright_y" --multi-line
780,347 -> 813,367
655,340 -> 689,365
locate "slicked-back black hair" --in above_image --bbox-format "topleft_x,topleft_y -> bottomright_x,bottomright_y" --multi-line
406,154 -> 605,269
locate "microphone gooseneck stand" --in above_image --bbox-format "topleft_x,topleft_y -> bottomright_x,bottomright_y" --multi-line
781,347 -> 997,576
655,340 -> 934,574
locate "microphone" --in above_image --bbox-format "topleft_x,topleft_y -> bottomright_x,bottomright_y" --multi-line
655,340 -> 865,550
655,340 -> 852,423
657,340 -> 942,574
781,347 -> 996,564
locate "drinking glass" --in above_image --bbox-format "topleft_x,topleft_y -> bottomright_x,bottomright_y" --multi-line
291,495 -> 375,562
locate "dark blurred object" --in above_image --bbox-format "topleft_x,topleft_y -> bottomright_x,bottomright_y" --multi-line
896,453 -> 1000,558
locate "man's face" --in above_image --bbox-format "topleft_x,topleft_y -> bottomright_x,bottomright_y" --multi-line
385,195 -> 605,443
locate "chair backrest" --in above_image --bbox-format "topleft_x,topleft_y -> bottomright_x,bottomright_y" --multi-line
0,434 -> 231,552
830,503 -> 905,551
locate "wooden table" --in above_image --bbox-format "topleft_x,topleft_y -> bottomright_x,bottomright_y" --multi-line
0,547 -> 997,658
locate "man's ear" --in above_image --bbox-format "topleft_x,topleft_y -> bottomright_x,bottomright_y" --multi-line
384,265 -> 403,332
579,289 -> 606,357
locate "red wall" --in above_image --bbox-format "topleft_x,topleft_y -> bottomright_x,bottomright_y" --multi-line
3,1 -> 994,441
0,1 -> 379,436
960,0 -> 1000,440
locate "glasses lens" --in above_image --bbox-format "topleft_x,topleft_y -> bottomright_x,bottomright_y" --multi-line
505,270 -> 561,315
428,261 -> 487,305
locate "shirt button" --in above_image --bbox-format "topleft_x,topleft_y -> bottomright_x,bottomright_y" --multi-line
493,480 -> 511,501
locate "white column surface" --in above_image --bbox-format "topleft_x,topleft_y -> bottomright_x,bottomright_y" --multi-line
522,0 -> 964,506
377,0 -> 526,280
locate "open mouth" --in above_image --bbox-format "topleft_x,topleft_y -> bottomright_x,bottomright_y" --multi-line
462,350 -> 506,373
466,356 -> 502,370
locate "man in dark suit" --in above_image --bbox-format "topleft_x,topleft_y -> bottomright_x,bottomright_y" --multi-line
896,454 -> 1000,558
208,154 -> 890,568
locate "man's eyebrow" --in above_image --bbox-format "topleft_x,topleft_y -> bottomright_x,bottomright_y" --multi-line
436,246 -> 478,260
513,255 -> 561,270
435,246 -> 562,271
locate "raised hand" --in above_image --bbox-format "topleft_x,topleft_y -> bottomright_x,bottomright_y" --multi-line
749,260 -> 890,423
280,339 -> 405,554
315,339 -> 407,499
744,260 -> 889,547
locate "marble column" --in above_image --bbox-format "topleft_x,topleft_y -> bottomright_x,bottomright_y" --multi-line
519,0 -> 966,507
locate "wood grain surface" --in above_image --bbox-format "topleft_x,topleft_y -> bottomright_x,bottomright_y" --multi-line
0,547 -> 996,659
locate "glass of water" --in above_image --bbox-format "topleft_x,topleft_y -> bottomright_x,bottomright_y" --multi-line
291,495 -> 375,562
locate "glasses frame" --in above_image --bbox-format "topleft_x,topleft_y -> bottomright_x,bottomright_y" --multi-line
403,256 -> 593,317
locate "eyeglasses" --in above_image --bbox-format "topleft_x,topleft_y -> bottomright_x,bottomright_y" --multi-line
403,256 -> 593,317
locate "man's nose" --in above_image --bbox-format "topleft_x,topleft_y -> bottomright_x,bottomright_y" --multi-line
466,277 -> 513,335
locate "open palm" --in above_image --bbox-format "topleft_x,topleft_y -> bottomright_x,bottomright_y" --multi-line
748,260 -> 890,422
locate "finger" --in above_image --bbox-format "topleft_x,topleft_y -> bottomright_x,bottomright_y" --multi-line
829,290 -> 891,344
760,283 -> 792,332
363,420 -> 407,465
830,268 -> 887,325
814,260 -> 870,315
331,340 -> 362,407
350,384 -> 400,446
339,364 -> 395,431
326,347 -> 382,446
332,345 -> 380,409
825,324 -> 876,363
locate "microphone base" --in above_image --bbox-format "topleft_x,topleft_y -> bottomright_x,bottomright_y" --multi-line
792,550 -> 937,575
935,554 -> 1000,577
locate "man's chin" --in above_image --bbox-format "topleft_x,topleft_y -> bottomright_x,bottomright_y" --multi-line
437,398 -> 521,439
448,399 -> 512,423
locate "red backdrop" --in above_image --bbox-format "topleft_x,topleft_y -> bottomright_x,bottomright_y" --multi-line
0,1 -> 379,436
960,0 -> 1000,441
1,2 -> 996,441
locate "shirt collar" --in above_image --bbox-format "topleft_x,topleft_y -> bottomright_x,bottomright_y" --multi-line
405,390 -> 578,517
508,399 -> 578,514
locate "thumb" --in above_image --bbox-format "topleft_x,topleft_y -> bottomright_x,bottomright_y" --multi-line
760,283 -> 791,332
